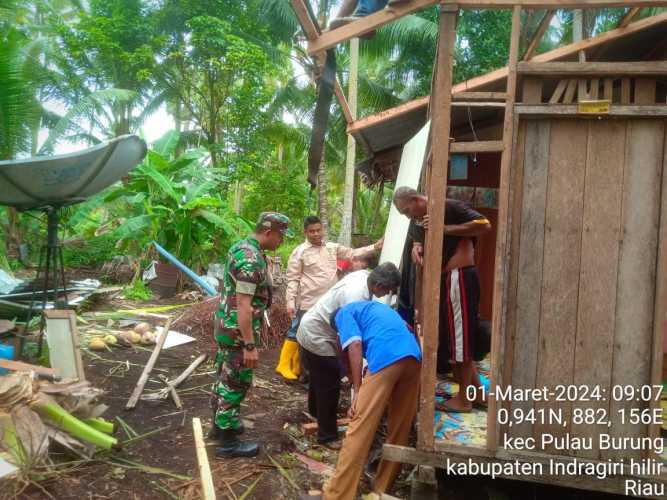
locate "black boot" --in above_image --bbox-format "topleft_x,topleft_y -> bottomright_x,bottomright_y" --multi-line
208,422 -> 244,439
215,429 -> 259,458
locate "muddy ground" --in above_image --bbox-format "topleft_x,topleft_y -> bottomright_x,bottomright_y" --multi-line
2,292 -> 411,500
2,292 -> 630,500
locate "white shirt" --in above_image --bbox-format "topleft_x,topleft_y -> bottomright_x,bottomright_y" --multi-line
296,270 -> 371,357
285,240 -> 377,311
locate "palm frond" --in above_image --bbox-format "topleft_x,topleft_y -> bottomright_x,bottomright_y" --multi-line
38,88 -> 136,155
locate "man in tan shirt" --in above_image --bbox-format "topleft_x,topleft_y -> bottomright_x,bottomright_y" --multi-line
275,215 -> 382,381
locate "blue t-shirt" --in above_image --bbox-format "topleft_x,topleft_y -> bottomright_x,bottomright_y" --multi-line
334,301 -> 422,374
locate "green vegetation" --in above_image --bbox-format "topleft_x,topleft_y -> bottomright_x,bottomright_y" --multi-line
0,1 -> 655,274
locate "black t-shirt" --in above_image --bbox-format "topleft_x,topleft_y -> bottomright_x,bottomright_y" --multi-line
407,199 -> 486,267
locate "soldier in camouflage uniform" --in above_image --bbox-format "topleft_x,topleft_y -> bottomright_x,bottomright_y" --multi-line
211,212 -> 293,458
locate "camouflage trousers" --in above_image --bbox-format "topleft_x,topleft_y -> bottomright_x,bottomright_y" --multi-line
211,344 -> 253,430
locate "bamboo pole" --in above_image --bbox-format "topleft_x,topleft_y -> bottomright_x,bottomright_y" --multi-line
125,319 -> 172,410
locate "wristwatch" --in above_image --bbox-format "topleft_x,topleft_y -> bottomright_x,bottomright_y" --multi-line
241,341 -> 256,351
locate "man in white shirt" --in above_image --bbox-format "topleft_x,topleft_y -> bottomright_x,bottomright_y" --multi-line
296,263 -> 400,446
276,216 -> 381,381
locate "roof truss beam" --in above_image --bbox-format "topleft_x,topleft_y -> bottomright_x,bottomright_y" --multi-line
289,0 -> 354,124
523,10 -> 556,60
307,1 -> 667,54
347,11 -> 667,136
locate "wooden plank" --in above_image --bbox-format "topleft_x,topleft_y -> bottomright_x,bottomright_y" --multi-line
589,78 -> 600,99
453,92 -> 508,101
563,79 -> 578,103
573,10 -> 588,99
605,119 -> 664,460
635,78 -> 656,105
649,125 -> 667,457
522,78 -> 543,103
487,4 -> 521,452
289,0 -> 319,39
620,77 -> 631,104
449,140 -> 504,153
459,1 -> 667,5
518,61 -> 667,76
523,10 -> 556,61
308,1 -> 667,54
515,104 -> 667,116
289,0 -> 354,125
548,79 -> 568,104
308,0 -> 441,54
533,119 -> 588,453
451,101 -> 506,108
346,13 -> 667,136
192,417 -> 216,500
382,444 -> 667,498
333,80 -> 354,124
44,309 -> 85,381
126,319 -> 172,410
0,359 -> 59,377
619,7 -> 642,28
603,77 -> 614,100
577,79 -> 589,101
499,119 -> 526,441
570,120 -> 625,460
418,7 -> 458,453
508,119 -> 550,440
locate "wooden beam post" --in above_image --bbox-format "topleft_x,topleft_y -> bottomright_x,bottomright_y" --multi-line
487,4 -> 522,452
522,10 -> 555,60
192,417 -> 217,500
648,127 -> 667,457
346,13 -> 667,140
517,61 -> 667,76
417,5 -> 458,453
339,36 -> 359,247
289,0 -> 354,124
308,2 -> 667,54
574,9 -> 589,100
619,6 -> 642,28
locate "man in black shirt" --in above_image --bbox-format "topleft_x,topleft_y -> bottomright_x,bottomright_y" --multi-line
393,186 -> 491,412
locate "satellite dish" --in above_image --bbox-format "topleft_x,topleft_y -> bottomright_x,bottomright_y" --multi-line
0,134 -> 147,356
0,134 -> 147,210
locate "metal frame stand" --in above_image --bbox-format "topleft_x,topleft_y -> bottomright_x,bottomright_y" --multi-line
24,206 -> 69,356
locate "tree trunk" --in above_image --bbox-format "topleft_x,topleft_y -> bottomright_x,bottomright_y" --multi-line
317,155 -> 329,239
4,208 -> 22,261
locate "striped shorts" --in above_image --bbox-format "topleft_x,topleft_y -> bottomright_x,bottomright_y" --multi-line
442,266 -> 480,363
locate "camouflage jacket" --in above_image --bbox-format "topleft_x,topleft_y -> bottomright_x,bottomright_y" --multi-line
216,236 -> 272,346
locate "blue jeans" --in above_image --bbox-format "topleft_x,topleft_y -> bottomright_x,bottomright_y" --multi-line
287,309 -> 306,340
353,0 -> 388,16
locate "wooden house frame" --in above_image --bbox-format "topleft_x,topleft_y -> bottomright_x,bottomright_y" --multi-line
291,1 -> 667,497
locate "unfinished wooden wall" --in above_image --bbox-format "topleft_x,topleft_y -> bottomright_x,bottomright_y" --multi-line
501,116 -> 665,460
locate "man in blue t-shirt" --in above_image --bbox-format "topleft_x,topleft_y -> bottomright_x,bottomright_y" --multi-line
319,300 -> 421,500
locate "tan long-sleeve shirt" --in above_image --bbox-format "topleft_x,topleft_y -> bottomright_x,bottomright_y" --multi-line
285,240 -> 378,311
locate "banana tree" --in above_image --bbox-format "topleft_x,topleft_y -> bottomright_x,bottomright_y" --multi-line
101,131 -> 252,270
